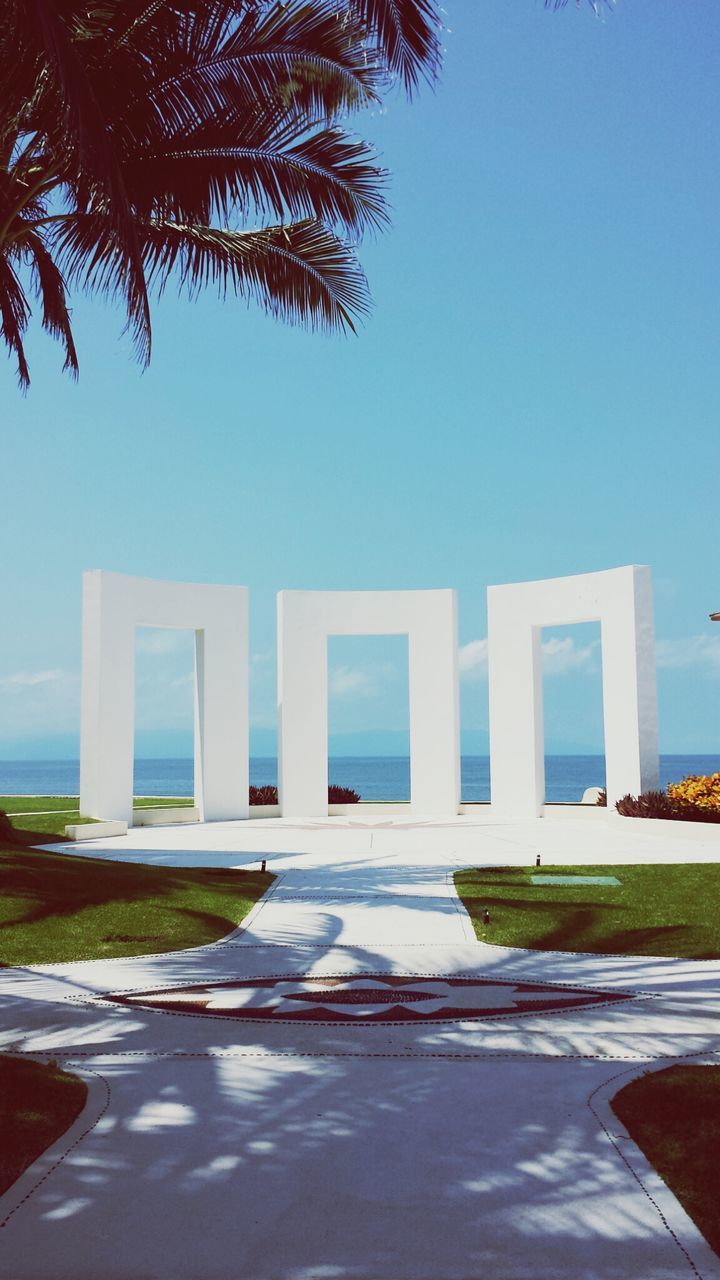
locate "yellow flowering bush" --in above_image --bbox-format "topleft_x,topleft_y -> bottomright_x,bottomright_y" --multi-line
667,773 -> 720,814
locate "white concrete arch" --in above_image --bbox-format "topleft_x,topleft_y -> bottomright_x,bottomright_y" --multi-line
80,571 -> 248,824
487,565 -> 659,817
277,589 -> 460,817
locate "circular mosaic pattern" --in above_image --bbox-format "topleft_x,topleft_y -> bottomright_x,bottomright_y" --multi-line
108,975 -> 632,1023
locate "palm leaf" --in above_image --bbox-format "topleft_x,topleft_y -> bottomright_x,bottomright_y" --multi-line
348,0 -> 441,93
546,0 -> 613,9
139,1 -> 382,133
128,123 -> 388,233
7,0 -> 152,363
22,229 -> 79,376
51,212 -> 148,326
141,217 -> 370,332
0,252 -> 31,388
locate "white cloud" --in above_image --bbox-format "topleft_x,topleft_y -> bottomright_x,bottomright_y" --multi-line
541,636 -> 599,675
329,665 -> 379,697
458,635 -> 599,680
0,668 -> 79,736
458,639 -> 488,679
0,669 -> 63,688
656,634 -> 720,674
135,629 -> 191,656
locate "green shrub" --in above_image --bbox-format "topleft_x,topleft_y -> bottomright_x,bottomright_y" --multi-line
616,790 -> 720,823
328,785 -> 360,803
249,785 -> 278,805
248,785 -> 361,805
616,790 -> 679,819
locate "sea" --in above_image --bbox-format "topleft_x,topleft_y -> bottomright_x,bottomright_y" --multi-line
1,755 -> 718,803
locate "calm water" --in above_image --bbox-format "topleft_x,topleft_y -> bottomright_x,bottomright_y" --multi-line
1,755 -> 718,803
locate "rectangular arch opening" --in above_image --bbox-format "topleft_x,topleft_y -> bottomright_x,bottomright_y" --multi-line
541,620 -> 605,803
134,626 -> 195,806
327,634 -> 409,802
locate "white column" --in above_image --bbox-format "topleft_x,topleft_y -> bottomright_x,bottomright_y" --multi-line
601,566 -> 659,807
194,629 -> 206,819
197,619 -> 249,821
277,592 -> 328,817
487,611 -> 544,819
80,571 -> 135,823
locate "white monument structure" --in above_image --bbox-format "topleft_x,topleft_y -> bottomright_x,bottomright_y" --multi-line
488,565 -> 659,817
79,565 -> 659,823
80,571 -> 249,824
278,590 -> 459,817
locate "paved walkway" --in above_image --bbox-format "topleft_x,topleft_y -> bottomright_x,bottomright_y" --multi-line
1,815 -> 720,1280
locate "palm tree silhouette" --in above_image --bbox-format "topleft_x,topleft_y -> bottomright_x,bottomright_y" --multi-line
0,0 -> 442,386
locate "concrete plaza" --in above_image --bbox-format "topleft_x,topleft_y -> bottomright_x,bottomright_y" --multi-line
1,812 -> 720,1280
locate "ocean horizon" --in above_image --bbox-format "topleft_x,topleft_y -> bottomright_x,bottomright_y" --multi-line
1,754 -> 718,805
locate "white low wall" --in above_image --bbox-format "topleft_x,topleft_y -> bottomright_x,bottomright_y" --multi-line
64,820 -> 128,840
248,802 -> 606,820
131,801 -> 614,822
133,806 -> 200,827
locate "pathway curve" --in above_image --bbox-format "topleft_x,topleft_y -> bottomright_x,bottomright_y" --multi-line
1,817 -> 720,1280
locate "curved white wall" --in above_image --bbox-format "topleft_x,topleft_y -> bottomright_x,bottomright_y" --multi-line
79,565 -> 658,823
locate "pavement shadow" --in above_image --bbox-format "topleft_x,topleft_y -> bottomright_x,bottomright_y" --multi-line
0,1051 -> 706,1280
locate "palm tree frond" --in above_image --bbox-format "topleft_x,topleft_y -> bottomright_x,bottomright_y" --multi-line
545,0 -> 613,10
141,217 -> 369,333
131,125 -> 388,234
0,253 -> 31,388
14,0 -> 153,364
23,229 -> 79,377
140,1 -> 382,135
51,213 -> 145,319
348,0 -> 441,93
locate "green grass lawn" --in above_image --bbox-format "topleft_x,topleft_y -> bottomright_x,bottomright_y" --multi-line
454,864 -> 720,959
612,1066 -> 720,1257
0,797 -> 195,813
133,796 -> 195,808
0,796 -> 81,814
4,812 -> 97,837
0,844 -> 274,965
0,795 -> 195,839
0,1056 -> 88,1196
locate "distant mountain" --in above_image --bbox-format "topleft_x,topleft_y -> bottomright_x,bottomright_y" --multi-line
0,733 -> 80,760
0,728 -> 678,760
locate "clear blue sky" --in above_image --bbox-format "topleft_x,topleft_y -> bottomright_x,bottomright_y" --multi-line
2,0 -> 719,759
